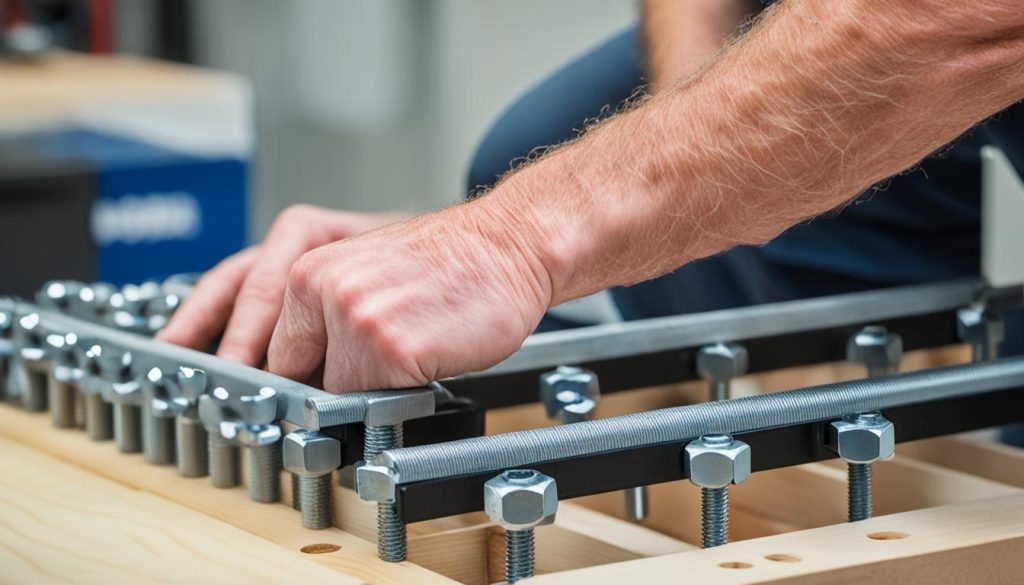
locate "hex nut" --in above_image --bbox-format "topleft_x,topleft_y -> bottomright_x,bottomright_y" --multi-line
696,343 -> 748,382
484,470 -> 558,531
283,430 -> 342,476
685,436 -> 751,489
957,307 -> 1005,346
539,366 -> 600,420
847,326 -> 902,372
830,413 -> 895,464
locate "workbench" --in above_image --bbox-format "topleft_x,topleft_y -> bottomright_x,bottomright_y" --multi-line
3,349 -> 1023,584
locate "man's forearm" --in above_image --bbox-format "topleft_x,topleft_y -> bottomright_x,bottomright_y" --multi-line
470,0 -> 1024,307
642,0 -> 754,90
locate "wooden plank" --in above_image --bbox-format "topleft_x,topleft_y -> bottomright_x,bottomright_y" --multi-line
409,526 -> 490,585
527,493 -> 1024,585
0,437 -> 360,585
0,407 -> 456,585
900,435 -> 1024,489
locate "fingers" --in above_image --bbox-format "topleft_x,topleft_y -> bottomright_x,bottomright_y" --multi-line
215,211 -> 322,365
267,268 -> 328,384
157,247 -> 259,350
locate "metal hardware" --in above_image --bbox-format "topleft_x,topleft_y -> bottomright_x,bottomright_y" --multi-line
696,343 -> 748,402
284,430 -> 342,529
484,470 -> 558,584
957,307 -> 1005,363
684,435 -> 750,547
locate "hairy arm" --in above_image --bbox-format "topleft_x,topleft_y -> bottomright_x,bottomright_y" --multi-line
266,0 -> 1024,391
642,0 -> 755,90
482,0 -> 1024,307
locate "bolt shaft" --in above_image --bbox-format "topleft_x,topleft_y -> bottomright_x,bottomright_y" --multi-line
175,415 -> 208,477
142,409 -> 176,465
365,423 -> 406,562
292,473 -> 302,510
23,369 -> 48,411
84,393 -> 113,440
47,374 -> 76,428
848,463 -> 873,522
701,487 -> 729,548
625,486 -> 648,522
114,403 -> 142,453
74,387 -> 87,429
208,433 -> 240,488
505,528 -> 535,584
248,441 -> 281,503
709,379 -> 729,402
297,474 -> 333,529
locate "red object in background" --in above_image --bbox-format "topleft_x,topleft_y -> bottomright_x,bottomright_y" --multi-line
90,0 -> 113,53
2,0 -> 25,28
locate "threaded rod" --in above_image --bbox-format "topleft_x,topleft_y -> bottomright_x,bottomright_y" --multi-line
701,487 -> 729,548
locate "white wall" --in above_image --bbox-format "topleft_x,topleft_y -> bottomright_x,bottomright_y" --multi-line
191,0 -> 636,237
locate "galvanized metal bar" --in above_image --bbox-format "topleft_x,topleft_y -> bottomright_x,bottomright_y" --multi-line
379,357 -> 1024,485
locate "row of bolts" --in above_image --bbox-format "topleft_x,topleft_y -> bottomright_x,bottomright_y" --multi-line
0,281 -> 1005,584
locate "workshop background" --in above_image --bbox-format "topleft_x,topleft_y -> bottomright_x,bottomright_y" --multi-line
0,0 -> 634,297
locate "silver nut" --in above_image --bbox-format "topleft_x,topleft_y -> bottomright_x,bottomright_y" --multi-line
696,343 -> 748,382
846,326 -> 902,371
830,412 -> 895,464
684,435 -> 751,489
539,366 -> 600,420
957,307 -> 1005,346
483,470 -> 558,531
283,430 -> 341,476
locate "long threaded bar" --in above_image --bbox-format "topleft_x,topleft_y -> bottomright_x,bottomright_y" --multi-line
848,463 -> 873,522
113,403 -> 142,453
84,393 -> 113,440
505,529 -> 535,584
248,441 -> 281,503
378,358 -> 1024,485
701,487 -> 729,547
175,415 -> 208,477
297,474 -> 333,529
208,433 -> 240,488
365,423 -> 406,562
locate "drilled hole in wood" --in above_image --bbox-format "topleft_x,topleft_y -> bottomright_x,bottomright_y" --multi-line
718,562 -> 754,569
300,543 -> 342,554
765,553 -> 801,563
867,531 -> 909,541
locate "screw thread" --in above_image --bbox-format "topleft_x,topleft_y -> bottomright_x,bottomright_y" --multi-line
248,440 -> 281,503
84,393 -> 113,440
114,403 -> 142,453
298,474 -> 333,529
505,528 -> 535,584
175,415 -> 208,477
292,473 -> 302,510
377,502 -> 407,561
848,463 -> 873,522
701,487 -> 729,548
625,486 -> 648,522
48,375 -> 76,428
142,411 -> 176,465
208,433 -> 240,488
363,423 -> 404,461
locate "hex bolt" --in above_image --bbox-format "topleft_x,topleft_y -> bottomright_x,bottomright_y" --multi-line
484,469 -> 559,584
684,434 -> 751,548
847,326 -> 903,378
84,392 -> 114,440
73,341 -> 114,440
97,348 -> 144,454
114,403 -> 143,453
365,423 -> 406,561
284,430 -> 342,529
141,401 -> 177,465
957,307 -> 1005,363
696,343 -> 748,402
47,372 -> 76,428
829,411 -> 895,522
248,440 -> 282,503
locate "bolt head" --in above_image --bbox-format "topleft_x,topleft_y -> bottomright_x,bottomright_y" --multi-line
846,326 -> 902,372
283,430 -> 341,476
831,413 -> 895,464
539,366 -> 600,420
237,387 -> 278,424
483,470 -> 558,531
696,343 -> 748,383
355,463 -> 398,503
684,435 -> 751,489
957,307 -> 1005,346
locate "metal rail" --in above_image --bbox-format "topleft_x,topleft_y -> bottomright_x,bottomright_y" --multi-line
379,357 -> 1024,521
444,279 -> 1022,408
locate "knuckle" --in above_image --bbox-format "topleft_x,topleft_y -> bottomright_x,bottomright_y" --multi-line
276,204 -> 318,227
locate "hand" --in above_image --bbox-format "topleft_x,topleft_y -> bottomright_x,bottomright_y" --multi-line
266,203 -> 553,391
158,205 -> 408,365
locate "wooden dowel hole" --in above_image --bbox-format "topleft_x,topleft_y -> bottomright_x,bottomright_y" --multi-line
718,561 -> 754,569
765,553 -> 801,563
867,531 -> 909,541
300,543 -> 342,554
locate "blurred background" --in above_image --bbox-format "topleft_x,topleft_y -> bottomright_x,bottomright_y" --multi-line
0,0 -> 635,297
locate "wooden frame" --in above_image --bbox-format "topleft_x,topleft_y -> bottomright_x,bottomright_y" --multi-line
2,347 -> 1022,584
